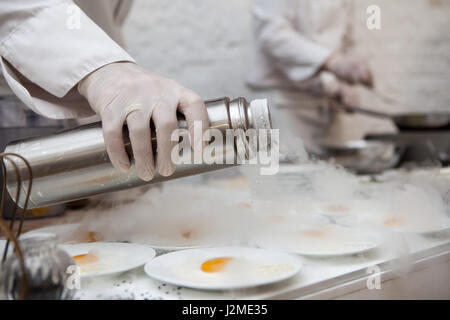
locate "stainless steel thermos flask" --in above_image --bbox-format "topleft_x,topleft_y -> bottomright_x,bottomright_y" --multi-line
4,97 -> 271,209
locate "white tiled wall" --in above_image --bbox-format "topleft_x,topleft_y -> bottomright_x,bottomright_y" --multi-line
123,0 -> 254,101
123,0 -> 450,111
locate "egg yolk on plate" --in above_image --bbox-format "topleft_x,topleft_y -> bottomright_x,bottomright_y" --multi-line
383,217 -> 407,227
181,231 -> 192,239
238,202 -> 252,209
327,204 -> 348,214
224,177 -> 249,189
73,253 -> 98,265
201,257 -> 233,273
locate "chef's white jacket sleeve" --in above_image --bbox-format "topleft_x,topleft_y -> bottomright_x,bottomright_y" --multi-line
253,0 -> 333,89
0,0 -> 135,119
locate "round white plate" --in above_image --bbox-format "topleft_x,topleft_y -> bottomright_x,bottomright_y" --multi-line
391,225 -> 450,235
257,225 -> 382,257
377,216 -> 450,235
24,223 -> 80,241
25,223 -> 206,251
417,225 -> 450,235
149,244 -> 208,254
144,246 -> 302,290
292,237 -> 381,257
59,242 -> 156,278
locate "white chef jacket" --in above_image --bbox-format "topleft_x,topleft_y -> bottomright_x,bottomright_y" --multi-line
247,0 -> 396,151
0,0 -> 135,120
247,0 -> 351,95
247,0 -> 398,152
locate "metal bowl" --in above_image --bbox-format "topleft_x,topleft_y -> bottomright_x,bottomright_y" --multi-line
393,113 -> 450,130
319,140 -> 404,174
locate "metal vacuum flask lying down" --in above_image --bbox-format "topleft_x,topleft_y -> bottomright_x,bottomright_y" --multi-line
4,97 -> 272,209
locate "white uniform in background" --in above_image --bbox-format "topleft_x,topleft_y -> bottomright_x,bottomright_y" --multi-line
248,0 -> 393,153
0,0 -> 134,119
248,0 -> 350,93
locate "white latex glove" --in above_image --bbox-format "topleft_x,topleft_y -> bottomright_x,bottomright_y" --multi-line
324,52 -> 373,88
319,72 -> 360,107
337,83 -> 361,107
78,62 -> 209,181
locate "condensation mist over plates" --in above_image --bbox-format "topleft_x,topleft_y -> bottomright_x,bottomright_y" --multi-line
25,162 -> 450,259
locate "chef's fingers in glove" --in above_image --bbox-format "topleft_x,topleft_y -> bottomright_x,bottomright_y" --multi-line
178,89 -> 209,153
127,110 -> 155,181
152,101 -> 179,177
100,105 -> 131,172
337,84 -> 361,108
78,62 -> 201,180
362,66 -> 374,88
325,52 -> 373,88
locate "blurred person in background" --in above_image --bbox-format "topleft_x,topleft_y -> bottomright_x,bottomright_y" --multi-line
247,0 -> 393,155
0,0 -> 209,183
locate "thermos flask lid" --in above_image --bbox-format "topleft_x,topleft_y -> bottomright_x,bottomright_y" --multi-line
250,99 -> 272,130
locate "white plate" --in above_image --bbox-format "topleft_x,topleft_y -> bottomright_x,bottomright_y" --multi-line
292,237 -> 381,257
391,225 -> 450,235
24,223 -> 80,242
149,244 -> 208,254
59,242 -> 156,278
25,223 -> 205,251
416,225 -> 450,235
144,246 -> 302,290
377,217 -> 450,235
257,225 -> 382,257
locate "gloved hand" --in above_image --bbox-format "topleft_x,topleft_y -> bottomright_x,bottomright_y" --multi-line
324,52 -> 373,88
336,83 -> 361,108
78,62 -> 209,181
320,72 -> 361,108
